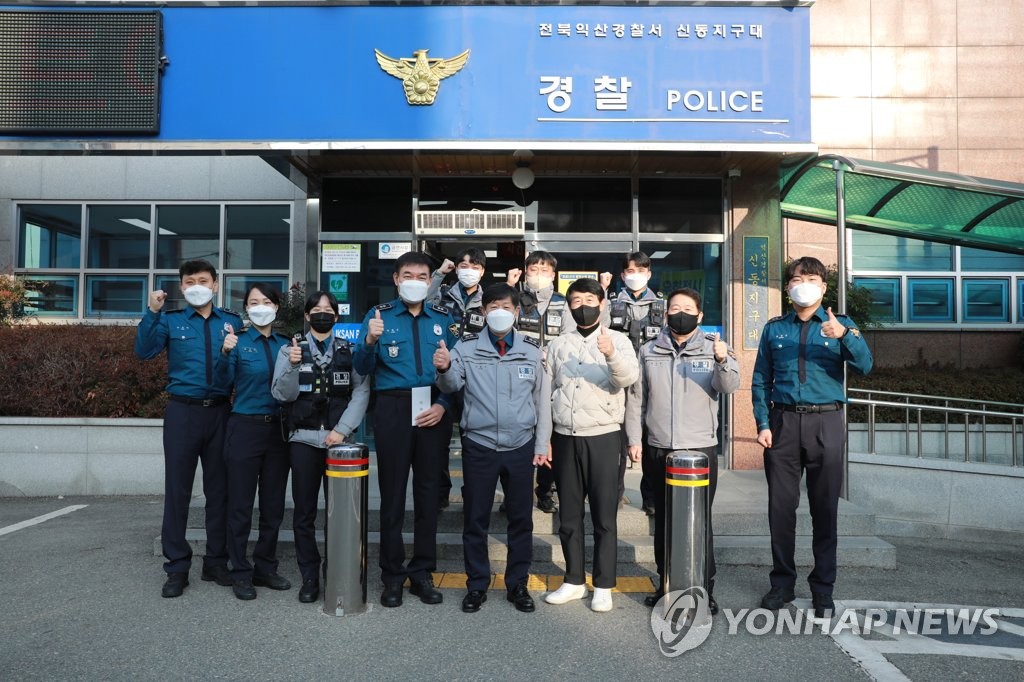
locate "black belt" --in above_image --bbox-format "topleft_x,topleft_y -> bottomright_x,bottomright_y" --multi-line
169,395 -> 228,407
774,402 -> 842,413
378,389 -> 411,397
231,413 -> 280,423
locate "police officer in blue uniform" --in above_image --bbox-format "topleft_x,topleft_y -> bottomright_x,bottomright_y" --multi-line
134,259 -> 242,598
752,256 -> 873,618
214,283 -> 293,600
354,251 -> 458,608
272,291 -> 370,604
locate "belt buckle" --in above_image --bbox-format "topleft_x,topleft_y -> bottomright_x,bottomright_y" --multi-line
202,399 -> 215,407
794,405 -> 810,414
263,415 -> 274,423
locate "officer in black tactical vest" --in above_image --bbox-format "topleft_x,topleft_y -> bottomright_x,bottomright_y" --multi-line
606,252 -> 665,515
272,290 -> 370,604
504,250 -> 567,513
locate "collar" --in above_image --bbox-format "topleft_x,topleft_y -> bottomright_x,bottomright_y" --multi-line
184,306 -> 221,321
617,288 -> 657,302
653,326 -> 705,354
487,328 -> 514,351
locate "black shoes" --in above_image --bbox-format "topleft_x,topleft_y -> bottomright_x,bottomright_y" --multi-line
760,586 -> 796,610
537,497 -> 557,514
380,584 -> 403,608
298,578 -> 319,603
438,497 -> 450,511
461,590 -> 487,613
201,564 -> 232,587
161,573 -> 189,598
812,592 -> 835,618
253,572 -> 291,591
233,580 -> 257,601
506,583 -> 535,613
409,577 -> 443,605
643,589 -> 664,608
642,504 -> 656,517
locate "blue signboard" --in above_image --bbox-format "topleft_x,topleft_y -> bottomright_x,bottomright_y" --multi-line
0,5 -> 811,147
333,323 -> 363,343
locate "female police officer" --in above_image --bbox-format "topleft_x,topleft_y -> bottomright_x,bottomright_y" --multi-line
272,291 -> 370,604
216,283 -> 293,601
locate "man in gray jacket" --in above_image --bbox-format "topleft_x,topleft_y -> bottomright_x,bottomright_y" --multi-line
434,283 -> 551,615
540,278 -> 639,613
625,287 -> 739,615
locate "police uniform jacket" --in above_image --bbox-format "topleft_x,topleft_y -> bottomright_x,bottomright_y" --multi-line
544,327 -> 639,437
625,326 -> 740,451
352,299 -> 459,411
271,331 -> 371,447
435,330 -> 551,454
213,326 -> 291,415
134,305 -> 242,398
751,306 -> 873,432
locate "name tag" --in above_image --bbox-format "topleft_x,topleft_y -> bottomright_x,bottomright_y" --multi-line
518,365 -> 535,379
690,360 -> 713,373
332,371 -> 351,387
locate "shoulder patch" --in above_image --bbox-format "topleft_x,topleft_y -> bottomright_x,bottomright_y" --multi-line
522,335 -> 541,348
704,333 -> 717,341
848,328 -> 861,337
375,302 -> 394,312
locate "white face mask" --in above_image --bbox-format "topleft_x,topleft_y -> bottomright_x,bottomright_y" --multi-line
788,282 -> 824,308
623,273 -> 649,292
247,304 -> 277,327
398,279 -> 429,304
457,268 -> 482,288
183,284 -> 214,307
486,309 -> 516,335
525,274 -> 554,292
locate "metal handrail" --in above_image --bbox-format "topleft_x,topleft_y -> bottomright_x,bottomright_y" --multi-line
847,397 -> 1021,467
848,388 -> 1024,411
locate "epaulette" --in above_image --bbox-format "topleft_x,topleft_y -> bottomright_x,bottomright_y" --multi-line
834,312 -> 851,319
220,307 -> 240,317
375,302 -> 394,312
166,308 -> 185,315
766,315 -> 784,324
704,333 -> 717,340
522,335 -> 541,348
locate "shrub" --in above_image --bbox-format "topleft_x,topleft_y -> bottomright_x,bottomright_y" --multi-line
0,325 -> 169,418
0,272 -> 29,326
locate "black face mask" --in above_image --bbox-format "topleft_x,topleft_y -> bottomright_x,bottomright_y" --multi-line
570,304 -> 601,328
667,311 -> 699,336
308,312 -> 336,334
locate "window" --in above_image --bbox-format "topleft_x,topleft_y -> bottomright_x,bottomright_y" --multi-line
1019,281 -> 1024,323
87,205 -> 151,269
21,275 -> 78,317
15,202 -> 291,320
86,275 -> 146,317
156,205 -> 220,269
908,278 -> 954,322
962,279 -> 1009,322
853,277 -> 901,323
639,178 -> 722,234
960,247 -> 1024,272
18,205 -> 81,269
852,233 -> 952,271
322,178 -> 413,233
640,241 -> 723,327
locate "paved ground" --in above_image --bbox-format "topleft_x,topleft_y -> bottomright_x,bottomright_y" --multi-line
1,496 -> 1022,681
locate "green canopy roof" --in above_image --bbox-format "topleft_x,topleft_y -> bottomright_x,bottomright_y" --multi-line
780,155 -> 1024,256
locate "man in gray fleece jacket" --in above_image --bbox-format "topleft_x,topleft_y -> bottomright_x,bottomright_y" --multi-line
625,287 -> 739,615
539,277 -> 639,613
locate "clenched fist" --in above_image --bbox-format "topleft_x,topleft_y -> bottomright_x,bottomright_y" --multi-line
506,268 -> 523,287
438,258 -> 455,275
598,272 -> 613,290
148,290 -> 167,314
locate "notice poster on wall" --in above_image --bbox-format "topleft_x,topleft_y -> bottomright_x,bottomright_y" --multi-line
322,243 -> 361,272
378,242 -> 412,260
557,271 -> 597,295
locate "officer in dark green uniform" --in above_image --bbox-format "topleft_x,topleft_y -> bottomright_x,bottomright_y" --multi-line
751,256 -> 873,618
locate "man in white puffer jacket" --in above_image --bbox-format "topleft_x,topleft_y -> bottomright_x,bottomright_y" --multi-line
536,278 -> 639,613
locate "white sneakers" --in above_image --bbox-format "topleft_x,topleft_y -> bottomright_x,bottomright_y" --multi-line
544,582 -> 614,612
590,587 -> 613,612
544,581 -> 587,604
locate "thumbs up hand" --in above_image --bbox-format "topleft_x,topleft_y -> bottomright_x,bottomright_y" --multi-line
288,336 -> 303,365
821,307 -> 848,339
712,332 -> 728,363
597,325 -> 615,358
221,325 -> 238,354
366,308 -> 385,345
433,339 -> 451,371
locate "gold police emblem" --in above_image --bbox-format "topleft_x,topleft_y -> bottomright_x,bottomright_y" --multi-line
374,48 -> 470,105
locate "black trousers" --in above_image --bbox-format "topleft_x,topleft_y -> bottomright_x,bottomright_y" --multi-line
461,437 -> 534,592
638,427 -> 655,508
763,408 -> 845,596
648,444 -> 718,592
290,441 -> 328,582
161,400 -> 229,575
551,430 -> 621,589
374,393 -> 454,586
224,416 -> 289,581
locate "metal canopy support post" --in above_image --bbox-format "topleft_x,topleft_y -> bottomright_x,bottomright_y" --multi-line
833,160 -> 850,501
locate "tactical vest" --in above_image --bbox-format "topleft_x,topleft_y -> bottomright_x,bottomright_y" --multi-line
517,291 -> 566,346
285,338 -> 354,432
608,297 -> 666,351
438,285 -> 486,338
